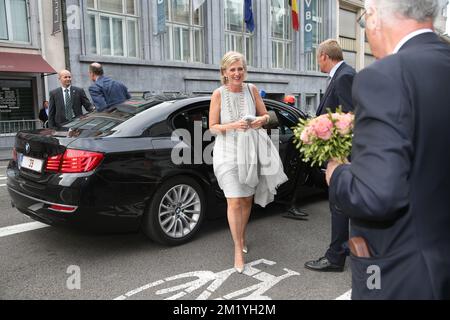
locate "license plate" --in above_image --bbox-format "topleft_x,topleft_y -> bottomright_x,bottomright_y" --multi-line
20,155 -> 44,173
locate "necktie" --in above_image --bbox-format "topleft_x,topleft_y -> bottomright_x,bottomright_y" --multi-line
64,88 -> 74,120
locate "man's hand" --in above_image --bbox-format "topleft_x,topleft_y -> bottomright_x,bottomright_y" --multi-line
326,159 -> 344,186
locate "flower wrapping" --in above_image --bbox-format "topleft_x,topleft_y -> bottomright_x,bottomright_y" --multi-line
293,107 -> 354,166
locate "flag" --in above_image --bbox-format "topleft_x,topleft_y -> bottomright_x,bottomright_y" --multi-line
156,0 -> 166,35
193,0 -> 205,11
244,0 -> 255,32
289,0 -> 300,31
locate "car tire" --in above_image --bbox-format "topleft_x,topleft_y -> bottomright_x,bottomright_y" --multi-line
142,176 -> 206,245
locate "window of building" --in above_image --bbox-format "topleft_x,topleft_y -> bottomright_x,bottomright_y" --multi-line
164,0 -> 205,63
364,54 -> 376,67
224,0 -> 254,66
364,36 -> 375,67
0,79 -> 34,122
304,0 -> 329,71
339,8 -> 357,69
0,0 -> 29,43
304,94 -> 317,117
270,0 -> 293,69
86,0 -> 139,58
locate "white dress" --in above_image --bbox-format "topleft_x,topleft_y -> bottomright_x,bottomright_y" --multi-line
213,84 -> 288,204
213,84 -> 256,198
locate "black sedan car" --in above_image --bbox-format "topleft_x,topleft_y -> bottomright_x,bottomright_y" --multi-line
7,95 -> 324,245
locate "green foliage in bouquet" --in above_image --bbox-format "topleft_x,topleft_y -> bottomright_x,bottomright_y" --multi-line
293,107 -> 354,167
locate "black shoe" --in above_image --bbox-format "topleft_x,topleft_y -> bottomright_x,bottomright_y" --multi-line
287,207 -> 309,217
304,257 -> 344,272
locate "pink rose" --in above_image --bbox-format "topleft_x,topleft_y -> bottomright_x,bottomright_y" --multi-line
312,115 -> 333,140
334,113 -> 354,135
300,125 -> 315,144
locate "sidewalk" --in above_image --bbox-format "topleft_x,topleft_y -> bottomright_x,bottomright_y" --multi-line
0,148 -> 12,161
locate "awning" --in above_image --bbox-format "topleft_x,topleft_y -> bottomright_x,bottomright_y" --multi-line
0,52 -> 56,74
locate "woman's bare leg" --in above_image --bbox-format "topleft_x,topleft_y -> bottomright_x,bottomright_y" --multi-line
240,196 -> 253,250
226,197 -> 245,268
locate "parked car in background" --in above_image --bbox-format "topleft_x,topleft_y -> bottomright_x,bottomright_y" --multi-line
6,95 -> 325,245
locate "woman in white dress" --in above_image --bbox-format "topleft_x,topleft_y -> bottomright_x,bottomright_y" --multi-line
209,51 -> 274,273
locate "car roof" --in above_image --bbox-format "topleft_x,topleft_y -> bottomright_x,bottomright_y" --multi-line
88,95 -> 303,138
110,96 -> 211,137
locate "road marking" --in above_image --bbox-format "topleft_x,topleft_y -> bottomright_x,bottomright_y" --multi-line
0,222 -> 49,238
0,184 -> 6,187
115,259 -> 300,300
0,176 -> 6,180
335,289 -> 352,300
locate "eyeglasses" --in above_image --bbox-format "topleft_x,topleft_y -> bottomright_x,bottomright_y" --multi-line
357,9 -> 367,29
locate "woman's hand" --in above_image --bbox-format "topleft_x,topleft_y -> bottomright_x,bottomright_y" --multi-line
250,115 -> 269,129
229,120 -> 250,131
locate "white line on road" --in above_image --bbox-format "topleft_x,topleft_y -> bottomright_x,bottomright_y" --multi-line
0,176 -> 6,180
335,289 -> 352,300
0,222 -> 49,238
0,184 -> 6,187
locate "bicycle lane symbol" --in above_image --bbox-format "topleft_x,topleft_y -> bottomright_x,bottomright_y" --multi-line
114,259 -> 300,300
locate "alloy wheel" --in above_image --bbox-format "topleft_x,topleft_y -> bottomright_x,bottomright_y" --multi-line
158,184 -> 201,238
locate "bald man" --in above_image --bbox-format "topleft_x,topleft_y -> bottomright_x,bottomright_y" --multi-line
48,70 -> 93,128
88,62 -> 131,112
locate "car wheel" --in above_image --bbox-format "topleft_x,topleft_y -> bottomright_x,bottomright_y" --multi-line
143,176 -> 206,245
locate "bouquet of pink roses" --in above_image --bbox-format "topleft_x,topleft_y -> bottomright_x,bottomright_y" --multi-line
293,107 -> 354,166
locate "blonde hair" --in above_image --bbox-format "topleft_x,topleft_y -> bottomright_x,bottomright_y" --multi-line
317,39 -> 343,62
220,51 -> 247,85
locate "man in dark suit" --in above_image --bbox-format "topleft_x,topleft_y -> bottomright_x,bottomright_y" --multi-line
48,70 -> 93,128
88,62 -> 131,112
304,39 -> 356,272
38,100 -> 49,127
326,0 -> 450,299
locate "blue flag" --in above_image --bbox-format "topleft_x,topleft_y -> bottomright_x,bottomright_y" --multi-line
244,0 -> 254,32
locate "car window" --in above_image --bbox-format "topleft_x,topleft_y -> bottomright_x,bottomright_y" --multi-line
264,106 -> 297,135
64,116 -> 122,131
277,110 -> 297,135
173,107 -> 209,133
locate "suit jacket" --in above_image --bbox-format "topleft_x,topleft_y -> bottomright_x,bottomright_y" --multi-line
48,86 -> 93,128
88,76 -> 131,112
329,32 -> 450,299
316,62 -> 356,116
38,108 -> 48,124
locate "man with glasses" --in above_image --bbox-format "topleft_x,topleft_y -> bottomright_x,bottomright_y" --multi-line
326,0 -> 450,299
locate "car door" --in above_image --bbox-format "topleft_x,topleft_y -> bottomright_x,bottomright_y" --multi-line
264,103 -> 304,199
171,104 -> 226,209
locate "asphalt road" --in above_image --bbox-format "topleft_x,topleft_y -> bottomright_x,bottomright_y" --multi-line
0,160 -> 351,300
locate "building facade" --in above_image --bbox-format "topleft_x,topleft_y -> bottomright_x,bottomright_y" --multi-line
0,0 -> 448,149
66,0 -> 369,117
0,0 -> 65,146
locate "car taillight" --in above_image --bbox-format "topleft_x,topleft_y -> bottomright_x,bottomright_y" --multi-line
12,147 -> 17,161
46,154 -> 62,172
61,149 -> 104,173
45,149 -> 104,173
